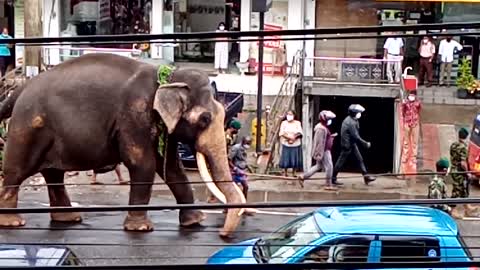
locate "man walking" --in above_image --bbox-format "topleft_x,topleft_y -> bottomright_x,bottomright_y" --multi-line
438,35 -> 462,86
450,128 -> 479,218
383,35 -> 404,83
331,104 -> 376,186
401,90 -> 422,173
418,36 -> 436,87
299,110 -> 337,190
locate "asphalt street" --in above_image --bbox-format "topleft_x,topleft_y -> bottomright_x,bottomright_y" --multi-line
0,185 -> 479,266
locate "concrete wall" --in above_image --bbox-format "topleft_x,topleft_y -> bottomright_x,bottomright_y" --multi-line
421,104 -> 479,126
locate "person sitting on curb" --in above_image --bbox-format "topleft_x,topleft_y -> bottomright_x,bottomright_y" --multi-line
428,158 -> 451,214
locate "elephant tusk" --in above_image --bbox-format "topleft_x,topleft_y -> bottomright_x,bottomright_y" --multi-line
233,183 -> 246,216
196,152 -> 227,204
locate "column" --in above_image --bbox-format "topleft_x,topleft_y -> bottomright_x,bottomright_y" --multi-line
304,0 -> 316,77
239,0 -> 251,63
150,0 -> 163,59
287,0 -> 304,67
302,93 -> 313,172
42,0 -> 61,66
24,0 -> 42,76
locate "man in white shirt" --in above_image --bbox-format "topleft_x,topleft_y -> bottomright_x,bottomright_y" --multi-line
383,36 -> 404,83
438,36 -> 463,86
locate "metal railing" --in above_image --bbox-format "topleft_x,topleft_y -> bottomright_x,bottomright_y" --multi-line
305,56 -> 403,85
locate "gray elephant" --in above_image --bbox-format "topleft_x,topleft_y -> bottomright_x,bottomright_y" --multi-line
0,53 -> 246,238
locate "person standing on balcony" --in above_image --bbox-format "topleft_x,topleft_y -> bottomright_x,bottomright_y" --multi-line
438,35 -> 463,87
331,104 -> 376,186
418,36 -> 436,87
214,22 -> 229,74
298,110 -> 337,190
0,27 -> 12,80
401,90 -> 422,172
383,35 -> 404,83
279,111 -> 303,178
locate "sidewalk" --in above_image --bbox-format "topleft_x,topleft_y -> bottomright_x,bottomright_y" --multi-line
30,166 -> 480,203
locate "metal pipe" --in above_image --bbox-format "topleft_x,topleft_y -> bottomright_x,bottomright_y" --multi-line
256,11 -> 265,153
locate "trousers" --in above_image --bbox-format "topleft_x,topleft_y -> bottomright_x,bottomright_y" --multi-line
418,57 -> 433,85
303,151 -> 333,185
401,124 -> 419,167
332,145 -> 367,181
439,62 -> 453,86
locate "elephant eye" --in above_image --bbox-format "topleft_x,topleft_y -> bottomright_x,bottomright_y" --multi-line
197,112 -> 212,130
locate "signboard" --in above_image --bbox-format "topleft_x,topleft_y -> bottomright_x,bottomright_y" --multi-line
98,0 -> 111,22
256,24 -> 282,49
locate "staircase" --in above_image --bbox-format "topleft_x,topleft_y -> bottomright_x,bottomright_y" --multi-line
258,50 -> 303,174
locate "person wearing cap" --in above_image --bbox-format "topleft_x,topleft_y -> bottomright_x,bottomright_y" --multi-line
299,110 -> 338,190
428,158 -> 451,213
332,104 -> 376,186
226,119 -> 242,151
401,90 -> 422,173
450,127 -> 479,218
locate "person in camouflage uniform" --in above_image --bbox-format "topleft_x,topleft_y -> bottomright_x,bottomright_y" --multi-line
428,158 -> 451,213
450,127 -> 479,218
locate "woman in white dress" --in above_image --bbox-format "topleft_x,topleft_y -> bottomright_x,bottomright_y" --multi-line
214,22 -> 229,74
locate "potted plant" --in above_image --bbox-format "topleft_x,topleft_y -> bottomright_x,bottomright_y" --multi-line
456,57 -> 480,99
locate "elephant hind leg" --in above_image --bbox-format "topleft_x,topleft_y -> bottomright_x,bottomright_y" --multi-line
0,132 -> 50,227
41,168 -> 82,223
157,141 -> 205,227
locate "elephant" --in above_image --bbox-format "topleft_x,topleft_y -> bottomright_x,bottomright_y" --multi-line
0,53 -> 247,238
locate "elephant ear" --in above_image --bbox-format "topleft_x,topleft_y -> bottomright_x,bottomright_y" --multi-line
153,82 -> 190,134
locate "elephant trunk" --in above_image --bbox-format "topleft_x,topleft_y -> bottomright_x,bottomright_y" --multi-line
196,102 -> 246,238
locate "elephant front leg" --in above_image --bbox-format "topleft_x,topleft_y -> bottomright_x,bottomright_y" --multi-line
158,142 -> 205,227
123,158 -> 156,231
42,169 -> 82,223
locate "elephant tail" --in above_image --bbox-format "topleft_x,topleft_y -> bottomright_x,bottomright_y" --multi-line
0,84 -> 24,121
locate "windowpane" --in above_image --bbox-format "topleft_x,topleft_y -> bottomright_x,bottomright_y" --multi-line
380,238 -> 441,262
302,238 -> 371,263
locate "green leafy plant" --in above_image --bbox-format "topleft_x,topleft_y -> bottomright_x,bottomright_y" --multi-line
456,58 -> 479,93
157,65 -> 174,85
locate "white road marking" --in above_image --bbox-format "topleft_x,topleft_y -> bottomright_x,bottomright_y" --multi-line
461,217 -> 480,221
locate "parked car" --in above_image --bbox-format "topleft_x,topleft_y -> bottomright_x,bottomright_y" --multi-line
178,78 -> 244,168
207,205 -> 472,266
0,245 -> 82,266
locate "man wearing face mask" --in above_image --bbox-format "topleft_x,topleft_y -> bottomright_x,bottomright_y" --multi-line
229,136 -> 252,201
299,110 -> 338,190
418,36 -> 436,87
438,35 -> 462,86
401,90 -> 422,173
331,104 -> 376,186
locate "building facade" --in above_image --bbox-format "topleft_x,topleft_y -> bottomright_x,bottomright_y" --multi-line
41,0 -> 315,76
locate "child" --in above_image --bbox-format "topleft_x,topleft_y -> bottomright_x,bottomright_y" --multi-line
428,158 -> 451,214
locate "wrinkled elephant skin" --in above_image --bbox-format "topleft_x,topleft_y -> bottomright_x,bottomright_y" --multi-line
0,53 -> 246,237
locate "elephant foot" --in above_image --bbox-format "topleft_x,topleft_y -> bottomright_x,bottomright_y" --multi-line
219,229 -> 236,240
123,214 -> 154,231
0,214 -> 26,227
51,212 -> 82,223
179,209 -> 206,227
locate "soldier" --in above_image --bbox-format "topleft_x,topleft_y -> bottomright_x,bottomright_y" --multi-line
450,127 -> 479,218
428,158 -> 451,213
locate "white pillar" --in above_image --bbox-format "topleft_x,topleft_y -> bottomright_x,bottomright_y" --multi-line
239,0 -> 251,63
42,0 -> 60,65
287,0 -> 304,67
302,94 -> 313,172
150,0 -> 163,59
304,0 -> 315,77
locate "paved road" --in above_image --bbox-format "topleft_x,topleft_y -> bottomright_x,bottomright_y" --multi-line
1,186 -> 480,266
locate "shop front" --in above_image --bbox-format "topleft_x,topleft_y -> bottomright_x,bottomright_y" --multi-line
313,0 -> 480,80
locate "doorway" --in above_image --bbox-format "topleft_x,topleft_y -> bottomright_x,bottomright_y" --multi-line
312,95 -> 395,174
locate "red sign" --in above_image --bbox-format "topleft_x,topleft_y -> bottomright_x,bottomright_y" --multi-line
257,24 -> 283,49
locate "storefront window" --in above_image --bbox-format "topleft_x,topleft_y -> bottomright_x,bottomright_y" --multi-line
59,0 -> 152,57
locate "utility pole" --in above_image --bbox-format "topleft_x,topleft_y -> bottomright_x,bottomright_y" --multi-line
24,0 -> 42,77
253,0 -> 272,154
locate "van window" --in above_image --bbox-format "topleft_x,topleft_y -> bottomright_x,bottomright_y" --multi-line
380,237 -> 440,262
302,237 -> 372,263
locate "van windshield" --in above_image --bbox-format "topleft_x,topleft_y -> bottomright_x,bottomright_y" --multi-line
256,213 -> 323,263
